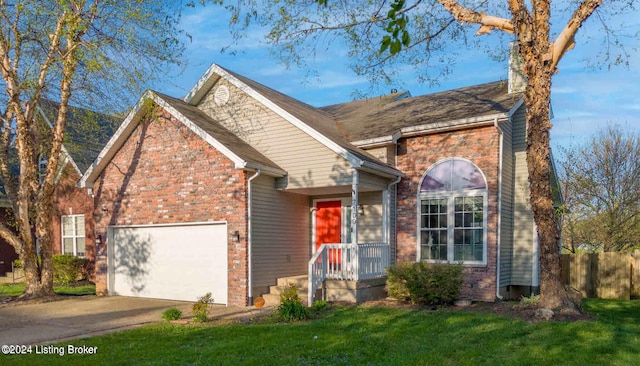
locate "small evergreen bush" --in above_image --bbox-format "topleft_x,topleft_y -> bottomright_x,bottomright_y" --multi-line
192,292 -> 214,323
53,254 -> 90,285
162,307 -> 183,321
387,261 -> 464,305
277,284 -> 309,321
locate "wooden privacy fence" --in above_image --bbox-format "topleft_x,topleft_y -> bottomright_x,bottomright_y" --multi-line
561,250 -> 640,300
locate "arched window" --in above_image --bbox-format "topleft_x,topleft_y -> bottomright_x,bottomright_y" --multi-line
418,158 -> 487,264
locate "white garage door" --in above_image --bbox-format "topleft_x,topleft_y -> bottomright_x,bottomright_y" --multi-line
108,222 -> 228,304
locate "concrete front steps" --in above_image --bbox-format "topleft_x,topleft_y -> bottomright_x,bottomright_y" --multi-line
261,275 -> 318,307
260,274 -> 388,307
0,268 -> 24,284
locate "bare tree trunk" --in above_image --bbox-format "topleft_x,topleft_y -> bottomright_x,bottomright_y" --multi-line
524,65 -> 572,309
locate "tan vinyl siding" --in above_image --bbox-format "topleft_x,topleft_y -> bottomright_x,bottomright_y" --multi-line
511,105 -> 535,286
198,79 -> 354,189
512,105 -> 526,151
365,146 -> 388,164
359,171 -> 390,191
363,145 -> 396,166
499,117 -> 515,288
250,175 -> 310,294
358,191 -> 384,243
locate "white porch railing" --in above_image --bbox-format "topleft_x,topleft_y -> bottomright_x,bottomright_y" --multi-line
308,243 -> 390,306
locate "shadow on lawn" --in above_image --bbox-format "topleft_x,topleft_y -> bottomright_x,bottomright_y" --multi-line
10,302 -> 636,366
293,304 -> 640,364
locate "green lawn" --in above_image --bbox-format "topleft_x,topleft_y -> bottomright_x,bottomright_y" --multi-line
4,298 -> 639,365
0,283 -> 95,297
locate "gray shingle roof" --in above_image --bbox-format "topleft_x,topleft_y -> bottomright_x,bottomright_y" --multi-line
221,68 -> 399,170
38,100 -> 119,172
320,81 -> 522,141
155,92 -> 284,173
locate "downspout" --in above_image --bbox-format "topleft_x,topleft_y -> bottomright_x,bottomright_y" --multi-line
351,169 -> 360,244
494,117 -> 504,300
386,175 -> 401,249
391,137 -> 400,263
247,169 -> 261,305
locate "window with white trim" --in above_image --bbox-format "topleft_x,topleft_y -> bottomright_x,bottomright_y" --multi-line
62,215 -> 85,256
38,155 -> 47,184
419,158 -> 487,264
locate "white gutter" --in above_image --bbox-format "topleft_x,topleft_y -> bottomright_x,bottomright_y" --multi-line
400,114 -> 506,137
247,169 -> 261,305
351,132 -> 401,148
494,117 -> 504,300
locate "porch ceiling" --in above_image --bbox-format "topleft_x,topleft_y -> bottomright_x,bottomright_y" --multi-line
281,184 -> 383,196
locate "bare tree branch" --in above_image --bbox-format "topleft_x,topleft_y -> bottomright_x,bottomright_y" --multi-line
436,0 -> 514,35
549,0 -> 602,71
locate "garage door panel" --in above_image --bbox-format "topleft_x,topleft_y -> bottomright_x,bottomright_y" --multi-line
110,223 -> 228,304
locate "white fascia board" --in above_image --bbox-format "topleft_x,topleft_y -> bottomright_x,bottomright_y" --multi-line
81,90 -> 286,188
152,94 -> 247,167
80,91 -> 154,188
152,94 -> 287,177
243,162 -> 286,177
508,98 -> 525,118
192,64 -> 360,167
352,131 -> 401,148
400,113 -> 508,137
358,163 -> 404,179
183,63 -> 221,104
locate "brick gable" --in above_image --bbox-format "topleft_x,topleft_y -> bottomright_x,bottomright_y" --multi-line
92,107 -> 249,306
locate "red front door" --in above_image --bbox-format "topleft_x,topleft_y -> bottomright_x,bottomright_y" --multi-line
315,200 -> 342,264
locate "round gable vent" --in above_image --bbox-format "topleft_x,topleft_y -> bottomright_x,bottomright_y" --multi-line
214,85 -> 230,106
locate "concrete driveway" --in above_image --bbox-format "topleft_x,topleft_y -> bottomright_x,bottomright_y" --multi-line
0,296 -> 266,345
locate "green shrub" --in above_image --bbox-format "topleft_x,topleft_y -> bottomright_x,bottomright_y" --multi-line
12,259 -> 22,268
277,284 -> 309,321
520,294 -> 541,307
53,254 -> 90,285
311,300 -> 329,312
386,261 -> 464,305
192,292 -> 214,323
162,307 -> 183,322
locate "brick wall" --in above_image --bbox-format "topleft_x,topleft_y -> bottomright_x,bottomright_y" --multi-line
53,164 -> 95,261
92,107 -> 249,306
395,125 -> 500,301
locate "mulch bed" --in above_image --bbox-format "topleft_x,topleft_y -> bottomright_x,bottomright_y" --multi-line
0,293 -> 592,323
359,298 -> 592,323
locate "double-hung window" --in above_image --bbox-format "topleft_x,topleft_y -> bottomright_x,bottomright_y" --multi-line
419,158 -> 487,264
62,215 -> 85,256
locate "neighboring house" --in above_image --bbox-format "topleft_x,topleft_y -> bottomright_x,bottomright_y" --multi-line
0,203 -> 17,277
81,58 -> 561,306
0,102 -> 117,277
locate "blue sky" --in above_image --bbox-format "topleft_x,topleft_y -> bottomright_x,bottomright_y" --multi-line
158,4 -> 640,154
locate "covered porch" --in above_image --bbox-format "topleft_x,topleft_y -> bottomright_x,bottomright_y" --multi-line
308,242 -> 390,305
289,168 -> 398,305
